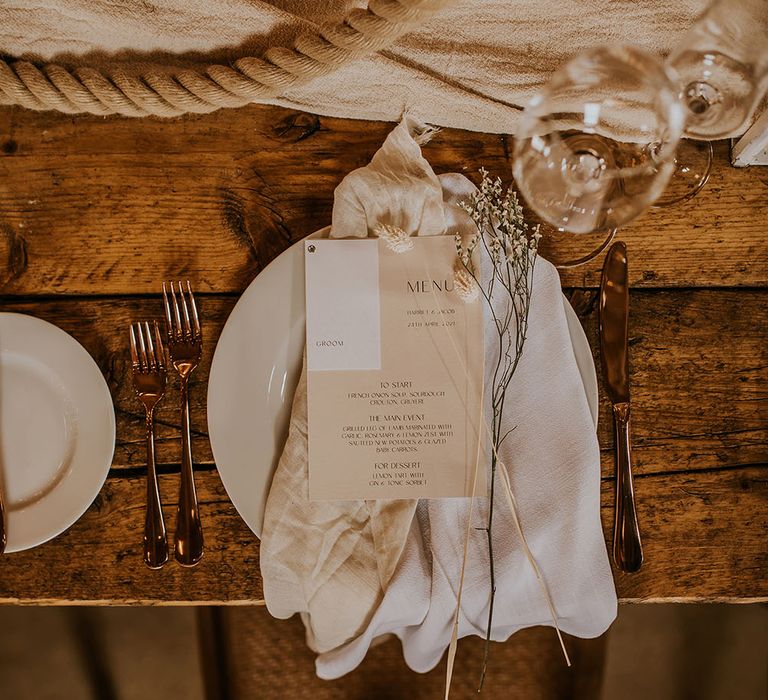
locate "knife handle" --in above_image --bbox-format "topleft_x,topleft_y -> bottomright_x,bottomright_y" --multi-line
612,402 -> 643,573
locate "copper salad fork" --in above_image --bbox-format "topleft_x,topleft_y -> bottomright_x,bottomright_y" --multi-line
130,321 -> 169,569
163,281 -> 204,567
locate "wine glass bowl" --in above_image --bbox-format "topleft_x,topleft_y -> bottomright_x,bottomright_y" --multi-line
667,0 -> 768,140
513,45 -> 685,237
671,49 -> 766,139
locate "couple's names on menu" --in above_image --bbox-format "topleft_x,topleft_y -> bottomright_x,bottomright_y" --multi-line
305,236 -> 484,501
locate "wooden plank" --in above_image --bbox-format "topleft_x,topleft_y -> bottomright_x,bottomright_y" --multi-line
567,288 -> 768,477
604,465 -> 768,603
0,470 -> 264,605
0,105 -> 766,294
0,289 -> 763,478
0,466 -> 764,604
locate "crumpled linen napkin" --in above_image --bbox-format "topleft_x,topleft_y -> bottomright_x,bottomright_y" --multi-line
260,117 -> 440,654
260,117 -> 617,677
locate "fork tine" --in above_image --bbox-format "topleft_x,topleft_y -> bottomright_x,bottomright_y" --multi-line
129,324 -> 140,370
186,281 -> 201,339
178,280 -> 192,338
170,281 -> 183,339
132,323 -> 144,371
162,282 -> 175,340
153,321 -> 166,369
144,321 -> 156,370
136,322 -> 149,370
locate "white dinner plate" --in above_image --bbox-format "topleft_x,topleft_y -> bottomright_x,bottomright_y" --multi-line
0,313 -> 116,552
208,229 -> 598,538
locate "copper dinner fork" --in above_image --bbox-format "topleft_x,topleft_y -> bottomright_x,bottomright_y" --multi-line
163,281 -> 204,567
130,321 -> 169,569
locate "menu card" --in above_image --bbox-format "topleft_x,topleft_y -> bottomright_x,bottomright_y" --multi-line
305,236 -> 485,500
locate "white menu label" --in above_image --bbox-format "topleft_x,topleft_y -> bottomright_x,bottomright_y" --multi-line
305,239 -> 381,371
305,236 -> 485,501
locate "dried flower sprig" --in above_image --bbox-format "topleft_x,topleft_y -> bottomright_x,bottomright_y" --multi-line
453,265 -> 480,303
375,222 -> 414,253
451,169 -> 545,692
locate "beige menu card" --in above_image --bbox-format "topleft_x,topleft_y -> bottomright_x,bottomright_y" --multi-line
305,236 -> 485,500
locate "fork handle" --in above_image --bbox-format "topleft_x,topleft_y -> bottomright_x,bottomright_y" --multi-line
175,377 -> 204,566
144,409 -> 168,569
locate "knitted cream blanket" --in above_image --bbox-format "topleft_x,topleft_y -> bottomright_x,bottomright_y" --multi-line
0,0 -> 706,130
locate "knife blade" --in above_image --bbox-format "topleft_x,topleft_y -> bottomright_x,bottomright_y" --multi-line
599,241 -> 643,573
0,484 -> 5,554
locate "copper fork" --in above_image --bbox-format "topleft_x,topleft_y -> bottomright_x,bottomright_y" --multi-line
163,281 -> 204,567
130,321 -> 169,569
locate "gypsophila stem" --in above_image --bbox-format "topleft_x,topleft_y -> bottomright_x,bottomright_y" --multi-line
454,170 -> 539,692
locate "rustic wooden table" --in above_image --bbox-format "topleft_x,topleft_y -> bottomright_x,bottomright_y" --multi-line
0,105 -> 765,604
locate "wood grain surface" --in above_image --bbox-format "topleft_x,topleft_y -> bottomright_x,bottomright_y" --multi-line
0,466 -> 764,604
0,106 -> 766,293
0,103 -> 765,604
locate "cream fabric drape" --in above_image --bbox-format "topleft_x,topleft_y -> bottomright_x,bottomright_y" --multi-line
0,0 -> 707,131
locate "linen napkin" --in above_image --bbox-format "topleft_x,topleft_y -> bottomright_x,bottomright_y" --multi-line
260,117 -> 617,677
260,117 -> 441,654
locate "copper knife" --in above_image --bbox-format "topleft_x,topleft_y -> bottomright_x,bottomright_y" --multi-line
599,241 -> 643,573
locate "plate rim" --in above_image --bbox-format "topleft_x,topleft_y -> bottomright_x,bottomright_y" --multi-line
0,312 -> 116,552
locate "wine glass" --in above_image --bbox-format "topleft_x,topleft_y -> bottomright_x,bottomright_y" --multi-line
668,0 -> 768,140
654,0 -> 768,206
513,45 -> 685,266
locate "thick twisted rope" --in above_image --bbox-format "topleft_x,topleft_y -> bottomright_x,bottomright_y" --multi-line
0,0 -> 455,117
